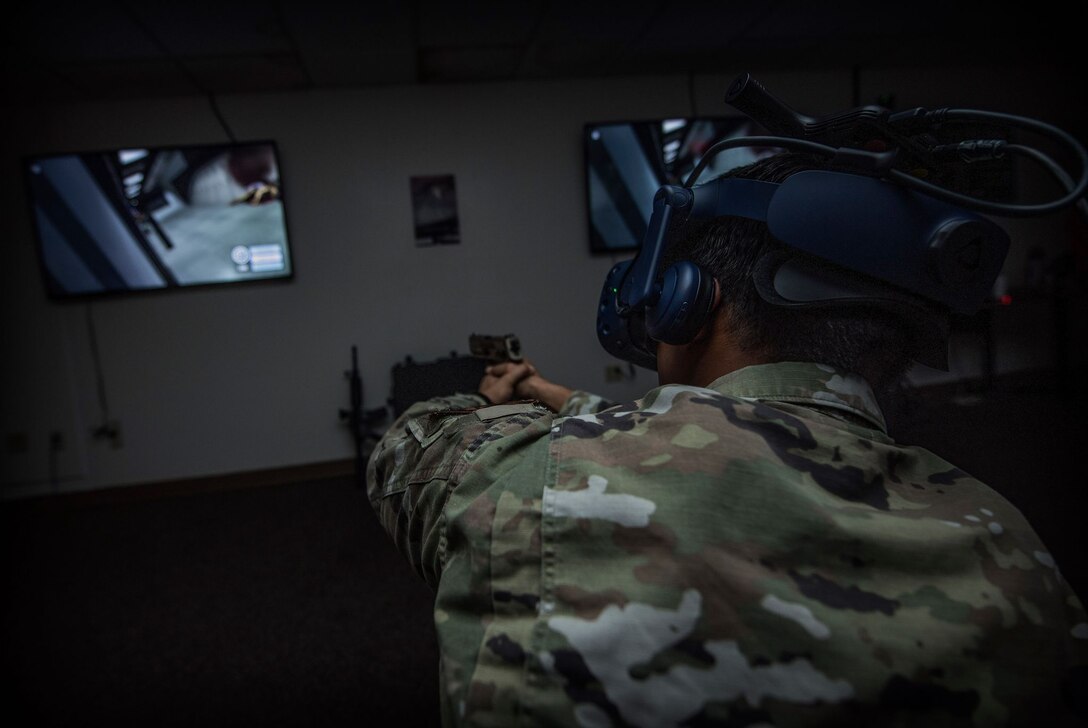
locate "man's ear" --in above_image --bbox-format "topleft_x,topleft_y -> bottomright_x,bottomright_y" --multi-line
691,279 -> 722,344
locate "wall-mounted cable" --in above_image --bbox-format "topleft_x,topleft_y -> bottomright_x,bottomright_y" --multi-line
118,0 -> 239,143
85,303 -> 120,446
208,94 -> 238,143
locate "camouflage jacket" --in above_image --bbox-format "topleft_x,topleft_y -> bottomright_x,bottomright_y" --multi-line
366,361 -> 1087,727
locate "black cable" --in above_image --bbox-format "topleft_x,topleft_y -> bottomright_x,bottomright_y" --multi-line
85,304 -> 111,427
892,108 -> 1088,216
1008,144 -> 1074,189
687,106 -> 1086,217
684,135 -> 841,187
118,2 -> 239,144
1006,144 -> 1088,224
209,94 -> 238,143
887,164 -> 1083,218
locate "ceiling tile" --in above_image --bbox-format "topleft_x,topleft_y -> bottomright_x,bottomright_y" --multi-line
534,1 -> 658,44
417,0 -> 545,47
183,54 -> 311,94
521,42 -> 629,77
420,47 -> 523,82
303,51 -> 418,87
3,0 -> 1062,103
50,58 -> 200,99
8,3 -> 163,60
635,1 -> 769,52
0,60 -> 81,102
278,2 -> 415,85
127,1 -> 295,56
280,2 -> 414,52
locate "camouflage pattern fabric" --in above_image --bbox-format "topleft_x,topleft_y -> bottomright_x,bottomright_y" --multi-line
366,361 -> 1088,727
561,391 -> 614,417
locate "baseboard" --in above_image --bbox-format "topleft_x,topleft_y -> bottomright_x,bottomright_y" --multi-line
3,458 -> 358,512
9,368 -> 1074,513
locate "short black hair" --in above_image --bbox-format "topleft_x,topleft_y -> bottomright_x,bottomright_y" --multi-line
665,153 -> 929,389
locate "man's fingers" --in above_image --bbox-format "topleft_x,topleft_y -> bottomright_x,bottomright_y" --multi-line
488,360 -> 538,376
478,361 -> 535,406
486,362 -> 531,381
498,362 -> 532,384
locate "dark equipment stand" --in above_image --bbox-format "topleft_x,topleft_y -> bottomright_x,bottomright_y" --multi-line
339,345 -> 389,488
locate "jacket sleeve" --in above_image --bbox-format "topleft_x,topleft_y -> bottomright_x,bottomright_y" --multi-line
557,390 -> 614,417
365,393 -> 550,588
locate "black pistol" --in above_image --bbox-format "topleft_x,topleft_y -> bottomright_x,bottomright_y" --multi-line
469,333 -> 523,363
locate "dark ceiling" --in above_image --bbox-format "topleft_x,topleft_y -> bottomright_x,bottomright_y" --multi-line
2,1 -> 1076,102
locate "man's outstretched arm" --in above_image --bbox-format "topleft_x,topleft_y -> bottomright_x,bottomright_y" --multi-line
366,362 -> 542,585
486,360 -> 616,416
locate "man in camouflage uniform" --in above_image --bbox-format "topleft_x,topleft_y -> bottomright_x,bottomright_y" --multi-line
367,154 -> 1088,726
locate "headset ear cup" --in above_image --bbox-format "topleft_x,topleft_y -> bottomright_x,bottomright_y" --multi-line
646,261 -> 717,344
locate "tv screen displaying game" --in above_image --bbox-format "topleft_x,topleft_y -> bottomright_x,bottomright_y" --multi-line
584,117 -> 773,253
25,140 -> 293,298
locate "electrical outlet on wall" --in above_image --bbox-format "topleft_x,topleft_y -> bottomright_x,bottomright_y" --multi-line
92,421 -> 123,449
2,427 -> 88,490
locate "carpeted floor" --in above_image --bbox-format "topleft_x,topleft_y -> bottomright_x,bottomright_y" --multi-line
2,476 -> 439,727
2,375 -> 1085,727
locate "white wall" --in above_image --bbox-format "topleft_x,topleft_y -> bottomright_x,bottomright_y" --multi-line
2,64 -> 1081,496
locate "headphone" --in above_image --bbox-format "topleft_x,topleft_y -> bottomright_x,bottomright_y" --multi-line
596,73 -> 1088,372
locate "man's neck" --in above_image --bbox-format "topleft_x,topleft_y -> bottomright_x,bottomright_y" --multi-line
688,337 -> 766,388
658,327 -> 767,388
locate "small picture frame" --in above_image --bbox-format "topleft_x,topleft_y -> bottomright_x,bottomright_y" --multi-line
410,175 -> 461,246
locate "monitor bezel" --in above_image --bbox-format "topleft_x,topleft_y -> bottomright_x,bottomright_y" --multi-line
22,138 -> 297,302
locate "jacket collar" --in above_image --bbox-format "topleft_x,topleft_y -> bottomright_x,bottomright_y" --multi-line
706,362 -> 887,433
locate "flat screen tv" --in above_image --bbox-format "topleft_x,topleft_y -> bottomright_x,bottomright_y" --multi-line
25,140 -> 293,298
585,117 -> 777,253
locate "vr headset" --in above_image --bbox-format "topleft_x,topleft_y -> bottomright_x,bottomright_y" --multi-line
597,73 -> 1087,371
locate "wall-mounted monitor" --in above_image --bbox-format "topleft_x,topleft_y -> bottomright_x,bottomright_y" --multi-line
585,117 -> 775,253
25,140 -> 293,298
